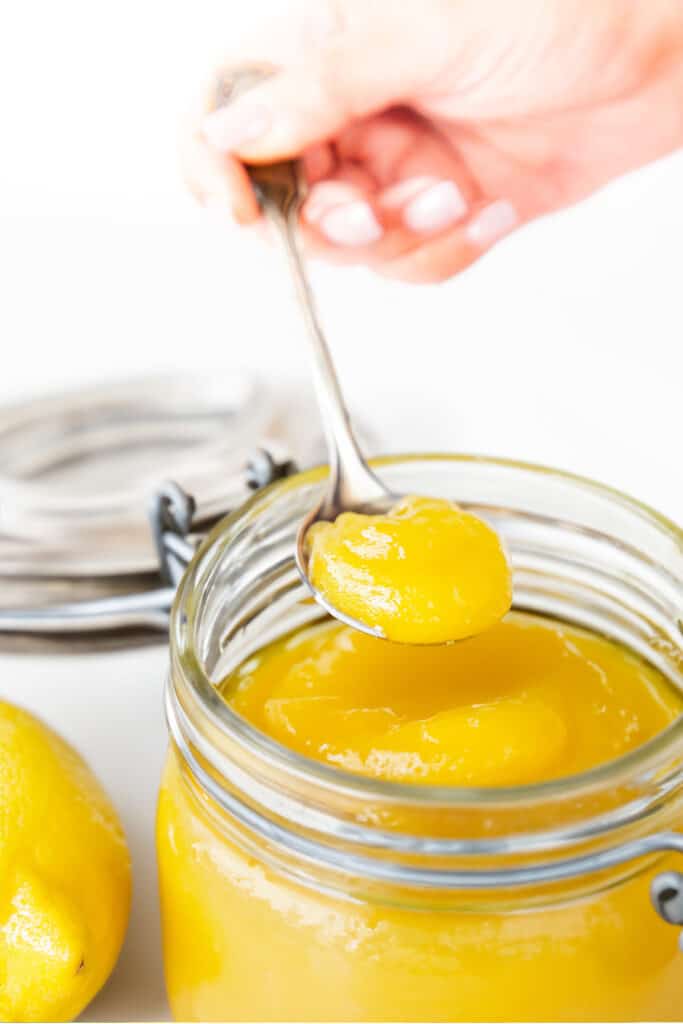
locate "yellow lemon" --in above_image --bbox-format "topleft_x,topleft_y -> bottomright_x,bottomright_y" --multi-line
0,699 -> 131,1022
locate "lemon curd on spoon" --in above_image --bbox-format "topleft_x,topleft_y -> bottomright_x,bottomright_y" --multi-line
306,495 -> 512,644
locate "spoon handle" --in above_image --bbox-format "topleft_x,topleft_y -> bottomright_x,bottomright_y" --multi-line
214,67 -> 386,514
263,184 -> 386,513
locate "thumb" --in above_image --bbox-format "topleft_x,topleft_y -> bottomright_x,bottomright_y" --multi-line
201,2 -> 438,161
201,66 -> 365,161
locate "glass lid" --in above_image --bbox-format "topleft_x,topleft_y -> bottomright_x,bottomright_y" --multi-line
0,370 -> 324,644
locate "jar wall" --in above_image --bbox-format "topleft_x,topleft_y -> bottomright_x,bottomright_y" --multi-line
158,748 -> 683,1022
161,456 -> 683,1022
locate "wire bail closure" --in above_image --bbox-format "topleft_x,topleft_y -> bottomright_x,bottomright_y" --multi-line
149,482 -> 197,589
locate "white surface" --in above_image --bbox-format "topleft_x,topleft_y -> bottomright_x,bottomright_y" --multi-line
4,648 -> 170,1022
0,1 -> 681,1021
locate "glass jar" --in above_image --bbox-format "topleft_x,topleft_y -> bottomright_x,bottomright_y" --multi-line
159,454 -> 683,1022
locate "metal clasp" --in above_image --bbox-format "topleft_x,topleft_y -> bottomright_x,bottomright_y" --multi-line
149,482 -> 197,588
652,868 -> 683,948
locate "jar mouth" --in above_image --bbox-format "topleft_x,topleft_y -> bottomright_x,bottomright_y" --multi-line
171,452 -> 683,811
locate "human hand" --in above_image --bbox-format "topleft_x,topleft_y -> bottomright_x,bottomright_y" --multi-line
185,0 -> 683,283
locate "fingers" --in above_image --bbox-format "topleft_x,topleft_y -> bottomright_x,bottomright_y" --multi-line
202,64 -> 366,164
301,143 -> 337,185
303,171 -> 383,253
185,47 -> 522,282
375,200 -> 520,284
199,0 -> 442,163
180,123 -> 260,224
299,110 -> 481,266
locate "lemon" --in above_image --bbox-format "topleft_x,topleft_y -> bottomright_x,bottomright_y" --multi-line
0,699 -> 131,1022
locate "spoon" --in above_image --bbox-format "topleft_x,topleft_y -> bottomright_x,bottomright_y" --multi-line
215,68 -> 395,638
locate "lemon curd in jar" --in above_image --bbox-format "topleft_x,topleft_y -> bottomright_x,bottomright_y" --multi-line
158,613 -> 683,1021
157,456 -> 683,1022
225,614 -> 681,787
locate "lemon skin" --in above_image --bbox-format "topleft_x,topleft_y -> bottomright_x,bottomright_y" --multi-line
0,699 -> 131,1022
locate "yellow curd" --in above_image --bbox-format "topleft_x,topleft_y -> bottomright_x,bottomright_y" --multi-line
157,612 -> 683,1020
306,495 -> 512,644
226,613 -> 680,786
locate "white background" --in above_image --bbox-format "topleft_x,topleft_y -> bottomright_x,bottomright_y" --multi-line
0,1 -> 681,1021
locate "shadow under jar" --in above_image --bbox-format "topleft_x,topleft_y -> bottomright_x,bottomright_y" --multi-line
158,454 -> 683,1022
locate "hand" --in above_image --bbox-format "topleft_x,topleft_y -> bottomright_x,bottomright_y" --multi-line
184,0 -> 683,283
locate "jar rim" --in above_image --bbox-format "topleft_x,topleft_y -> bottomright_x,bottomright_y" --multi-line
171,451 -> 683,811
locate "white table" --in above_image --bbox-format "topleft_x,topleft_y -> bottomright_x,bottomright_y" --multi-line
3,647 -> 170,1021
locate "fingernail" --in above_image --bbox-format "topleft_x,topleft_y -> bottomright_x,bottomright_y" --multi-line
403,180 -> 468,234
202,104 -> 271,152
318,201 -> 383,247
466,200 -> 518,247
304,182 -> 362,224
381,176 -> 439,209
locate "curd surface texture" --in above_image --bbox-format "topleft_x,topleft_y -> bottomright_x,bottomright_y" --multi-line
227,613 -> 680,786
306,495 -> 512,644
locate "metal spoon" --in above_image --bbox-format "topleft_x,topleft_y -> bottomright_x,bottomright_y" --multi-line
215,68 -> 395,638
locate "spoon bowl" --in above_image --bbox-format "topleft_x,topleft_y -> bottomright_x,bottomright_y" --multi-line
294,491 -> 398,640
